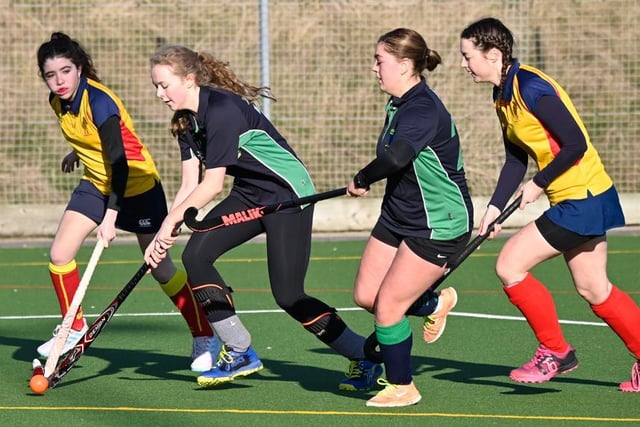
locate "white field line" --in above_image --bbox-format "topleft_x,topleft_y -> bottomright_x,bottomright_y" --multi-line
1,308 -> 608,327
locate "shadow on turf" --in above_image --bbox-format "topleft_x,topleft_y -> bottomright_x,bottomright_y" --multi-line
302,347 -> 620,397
3,334 -> 200,390
5,334 -> 366,393
3,335 -> 621,396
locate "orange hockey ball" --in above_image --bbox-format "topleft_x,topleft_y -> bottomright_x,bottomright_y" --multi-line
29,374 -> 49,394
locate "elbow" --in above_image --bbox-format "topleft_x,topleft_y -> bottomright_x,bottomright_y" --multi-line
388,156 -> 406,172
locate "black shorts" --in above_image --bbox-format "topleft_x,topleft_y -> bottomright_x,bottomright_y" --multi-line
371,221 -> 471,267
66,179 -> 168,234
535,213 -> 602,252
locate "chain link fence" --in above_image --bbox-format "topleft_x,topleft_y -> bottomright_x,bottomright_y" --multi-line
2,0 -> 638,235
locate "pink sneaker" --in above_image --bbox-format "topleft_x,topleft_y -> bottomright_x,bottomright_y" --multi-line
510,344 -> 579,383
619,361 -> 640,392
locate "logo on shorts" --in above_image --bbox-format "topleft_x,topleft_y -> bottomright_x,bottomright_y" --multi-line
138,218 -> 152,228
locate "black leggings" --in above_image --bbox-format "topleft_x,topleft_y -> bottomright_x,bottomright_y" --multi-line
182,196 -> 333,324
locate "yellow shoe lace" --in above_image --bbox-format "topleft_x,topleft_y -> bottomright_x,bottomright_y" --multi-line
424,313 -> 443,332
216,347 -> 233,365
344,360 -> 363,378
375,378 -> 397,393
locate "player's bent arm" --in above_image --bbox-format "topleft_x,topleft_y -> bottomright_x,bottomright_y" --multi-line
170,157 -> 201,211
353,139 -> 415,189
531,96 -> 587,188
171,166 -> 226,229
488,139 -> 528,211
99,115 -> 129,212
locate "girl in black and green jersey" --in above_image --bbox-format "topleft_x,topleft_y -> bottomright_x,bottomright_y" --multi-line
348,28 -> 473,407
145,44 -> 380,390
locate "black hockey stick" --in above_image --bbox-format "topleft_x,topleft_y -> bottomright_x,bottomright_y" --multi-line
417,195 -> 522,295
364,195 -> 523,362
183,187 -> 348,232
47,263 -> 150,388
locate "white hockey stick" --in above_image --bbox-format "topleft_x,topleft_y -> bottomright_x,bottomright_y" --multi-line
44,239 -> 105,377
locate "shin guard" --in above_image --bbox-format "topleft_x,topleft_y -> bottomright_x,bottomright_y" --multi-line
303,311 -> 347,344
192,283 -> 236,322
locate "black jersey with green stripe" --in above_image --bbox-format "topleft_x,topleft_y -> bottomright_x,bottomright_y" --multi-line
178,86 -> 315,209
378,79 -> 473,240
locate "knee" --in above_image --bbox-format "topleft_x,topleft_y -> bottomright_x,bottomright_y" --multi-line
353,290 -> 375,312
353,280 -> 378,311
495,262 -> 508,284
49,246 -> 73,266
149,258 -> 176,284
181,244 -> 203,271
495,256 -> 517,284
577,281 -> 612,305
272,291 -> 299,312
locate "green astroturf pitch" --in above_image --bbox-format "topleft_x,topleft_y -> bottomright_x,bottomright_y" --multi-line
1,236 -> 639,426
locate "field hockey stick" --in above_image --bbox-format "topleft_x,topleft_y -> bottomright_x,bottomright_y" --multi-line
43,239 -> 105,378
183,187 -> 348,233
46,262 -> 150,388
414,194 -> 523,299
364,195 -> 523,362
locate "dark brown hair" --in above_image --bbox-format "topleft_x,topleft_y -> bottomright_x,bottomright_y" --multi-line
37,32 -> 100,82
460,17 -> 515,100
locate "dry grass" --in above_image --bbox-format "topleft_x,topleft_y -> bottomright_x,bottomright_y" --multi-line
2,0 -> 639,206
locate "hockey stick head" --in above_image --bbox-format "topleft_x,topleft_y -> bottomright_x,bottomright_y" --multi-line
183,188 -> 348,233
183,207 -> 200,230
43,239 -> 104,378
29,358 -> 49,394
46,263 -> 150,389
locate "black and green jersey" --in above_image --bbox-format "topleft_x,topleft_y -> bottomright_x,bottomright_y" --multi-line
377,79 -> 473,240
179,86 -> 315,209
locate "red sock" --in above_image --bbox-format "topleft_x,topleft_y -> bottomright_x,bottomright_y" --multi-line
503,272 -> 569,353
591,285 -> 640,358
160,270 -> 213,337
49,261 -> 85,330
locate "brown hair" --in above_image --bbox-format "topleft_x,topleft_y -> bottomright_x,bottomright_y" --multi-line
377,28 -> 442,74
150,44 -> 274,135
460,17 -> 515,101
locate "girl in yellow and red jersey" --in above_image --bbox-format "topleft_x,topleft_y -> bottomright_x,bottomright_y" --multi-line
459,17 -> 640,392
35,32 -> 219,373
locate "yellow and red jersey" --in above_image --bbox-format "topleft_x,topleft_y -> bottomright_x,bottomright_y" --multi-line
496,63 -> 612,205
50,77 -> 159,197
